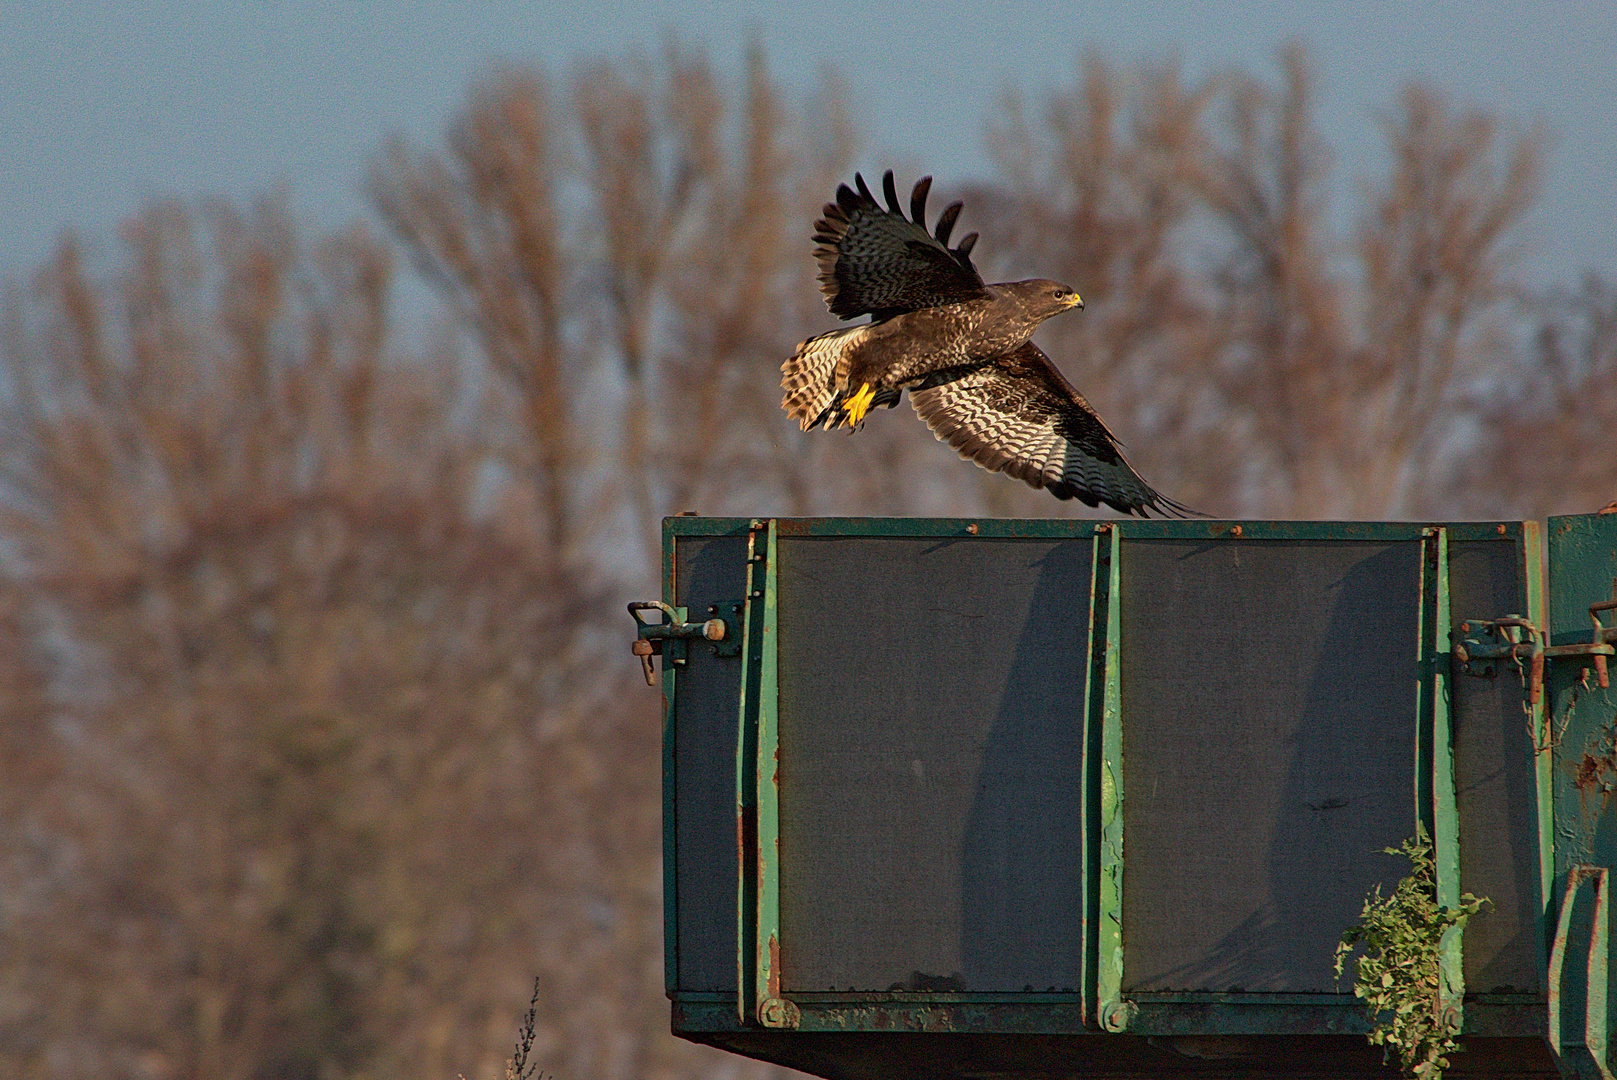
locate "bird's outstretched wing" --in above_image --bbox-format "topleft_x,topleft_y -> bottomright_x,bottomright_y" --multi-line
909,342 -> 1200,518
814,171 -> 988,321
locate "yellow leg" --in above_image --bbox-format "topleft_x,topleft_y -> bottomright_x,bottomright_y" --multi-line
843,382 -> 877,428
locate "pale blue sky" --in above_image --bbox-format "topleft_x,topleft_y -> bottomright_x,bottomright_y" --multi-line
4,1 -> 1614,290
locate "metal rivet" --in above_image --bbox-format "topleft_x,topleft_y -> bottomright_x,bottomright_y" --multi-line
759,997 -> 801,1029
1101,1000 -> 1131,1032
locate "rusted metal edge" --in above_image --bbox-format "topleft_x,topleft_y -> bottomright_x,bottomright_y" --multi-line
671,996 -> 1549,1037
1590,868 -> 1613,1079
662,516 -> 1520,543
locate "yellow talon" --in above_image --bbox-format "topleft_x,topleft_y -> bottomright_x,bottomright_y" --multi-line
844,382 -> 877,428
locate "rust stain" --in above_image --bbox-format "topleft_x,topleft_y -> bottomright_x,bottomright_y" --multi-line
767,933 -> 781,997
736,804 -> 754,861
1574,715 -> 1617,811
773,517 -> 809,536
759,832 -> 780,895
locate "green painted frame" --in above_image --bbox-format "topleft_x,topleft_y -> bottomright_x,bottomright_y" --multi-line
735,519 -> 786,1027
1422,526 -> 1466,1020
1093,522 -> 1126,1031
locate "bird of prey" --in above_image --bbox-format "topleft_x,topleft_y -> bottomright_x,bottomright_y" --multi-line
781,170 -> 1195,518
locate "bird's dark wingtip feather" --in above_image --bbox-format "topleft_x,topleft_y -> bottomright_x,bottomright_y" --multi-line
1135,494 -> 1207,519
910,176 -> 932,225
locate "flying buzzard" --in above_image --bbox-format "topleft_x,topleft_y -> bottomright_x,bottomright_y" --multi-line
781,170 -> 1195,518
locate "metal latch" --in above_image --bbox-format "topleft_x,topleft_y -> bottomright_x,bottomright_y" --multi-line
1454,615 -> 1546,704
1456,598 -> 1617,705
628,601 -> 732,686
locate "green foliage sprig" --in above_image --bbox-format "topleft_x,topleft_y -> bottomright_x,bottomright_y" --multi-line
1333,832 -> 1489,1080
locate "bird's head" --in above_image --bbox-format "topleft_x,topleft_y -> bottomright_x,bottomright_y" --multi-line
1006,278 -> 1085,322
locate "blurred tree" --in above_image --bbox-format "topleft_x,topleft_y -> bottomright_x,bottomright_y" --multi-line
0,44 -> 860,1080
0,38 -> 1583,1080
0,202 -> 666,1080
976,44 -> 1544,518
981,54 -> 1223,517
1352,82 -> 1543,517
371,44 -> 875,567
1458,273 -> 1617,517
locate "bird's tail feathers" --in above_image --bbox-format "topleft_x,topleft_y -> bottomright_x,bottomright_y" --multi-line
781,325 -> 877,431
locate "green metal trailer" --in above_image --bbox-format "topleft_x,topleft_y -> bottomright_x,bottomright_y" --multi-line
632,513 -> 1617,1079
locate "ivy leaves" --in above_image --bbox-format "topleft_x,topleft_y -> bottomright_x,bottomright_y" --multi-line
1334,833 -> 1490,1080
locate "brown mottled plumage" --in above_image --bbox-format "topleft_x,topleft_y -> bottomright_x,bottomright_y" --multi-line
781,170 -> 1196,518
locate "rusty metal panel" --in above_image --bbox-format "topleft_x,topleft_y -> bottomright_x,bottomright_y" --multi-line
659,516 -> 1551,1068
670,532 -> 749,993
1117,536 -> 1421,993
1449,530 -> 1545,994
773,535 -> 1094,994
1546,511 -> 1617,1076
1546,512 -> 1617,878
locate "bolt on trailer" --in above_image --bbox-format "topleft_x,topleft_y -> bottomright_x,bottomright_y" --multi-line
630,513 -> 1617,1080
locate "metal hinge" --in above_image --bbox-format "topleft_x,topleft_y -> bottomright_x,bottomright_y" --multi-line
627,601 -> 735,686
1455,596 -> 1617,706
